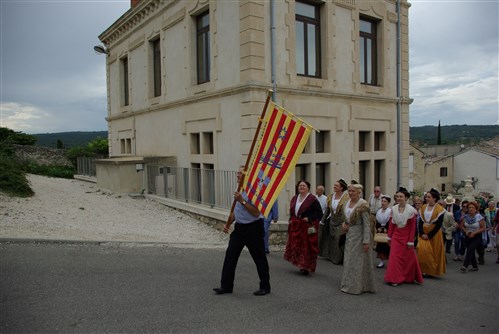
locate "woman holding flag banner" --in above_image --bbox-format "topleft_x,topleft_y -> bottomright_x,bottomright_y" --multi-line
284,180 -> 323,275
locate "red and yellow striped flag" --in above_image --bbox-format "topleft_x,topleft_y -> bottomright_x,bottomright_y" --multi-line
243,102 -> 313,217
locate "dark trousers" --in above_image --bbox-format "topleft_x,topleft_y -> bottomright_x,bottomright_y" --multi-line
463,235 -> 482,268
220,219 -> 270,291
453,231 -> 465,256
477,244 -> 485,264
443,232 -> 452,253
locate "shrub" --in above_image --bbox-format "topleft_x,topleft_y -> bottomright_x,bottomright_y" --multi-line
22,162 -> 75,179
0,155 -> 34,197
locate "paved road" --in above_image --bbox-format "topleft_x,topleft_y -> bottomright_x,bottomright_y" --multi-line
1,240 -> 497,333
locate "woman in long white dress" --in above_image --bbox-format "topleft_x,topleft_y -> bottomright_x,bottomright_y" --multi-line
340,182 -> 376,295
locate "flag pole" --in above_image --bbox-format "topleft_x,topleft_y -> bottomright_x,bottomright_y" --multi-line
226,89 -> 274,224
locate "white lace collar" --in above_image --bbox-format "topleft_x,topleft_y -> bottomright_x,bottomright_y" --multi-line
376,207 -> 392,226
392,204 -> 417,228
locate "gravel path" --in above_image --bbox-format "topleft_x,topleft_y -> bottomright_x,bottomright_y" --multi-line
0,174 -> 228,248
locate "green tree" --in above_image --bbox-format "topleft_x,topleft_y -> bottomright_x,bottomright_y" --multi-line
0,127 -> 35,197
56,139 -> 64,149
0,127 -> 37,146
65,137 -> 108,168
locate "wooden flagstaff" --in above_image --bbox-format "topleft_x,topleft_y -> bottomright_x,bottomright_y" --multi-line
226,89 -> 274,224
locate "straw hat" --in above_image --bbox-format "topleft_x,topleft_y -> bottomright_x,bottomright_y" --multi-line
444,194 -> 456,205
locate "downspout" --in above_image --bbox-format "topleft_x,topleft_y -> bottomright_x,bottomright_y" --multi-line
396,0 -> 402,189
270,0 -> 277,102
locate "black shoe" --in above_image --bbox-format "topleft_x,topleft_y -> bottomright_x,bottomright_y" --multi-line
253,289 -> 270,296
213,287 -> 232,295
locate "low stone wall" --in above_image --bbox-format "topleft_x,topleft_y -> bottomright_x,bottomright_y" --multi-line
145,194 -> 289,245
13,144 -> 72,167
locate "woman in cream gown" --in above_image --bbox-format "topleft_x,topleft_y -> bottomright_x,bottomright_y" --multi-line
340,182 -> 376,294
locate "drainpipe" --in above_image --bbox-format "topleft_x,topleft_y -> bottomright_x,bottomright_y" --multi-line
396,0 -> 402,189
270,0 -> 276,102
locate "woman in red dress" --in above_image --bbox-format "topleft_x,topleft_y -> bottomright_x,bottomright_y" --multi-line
384,187 -> 423,286
284,180 -> 323,274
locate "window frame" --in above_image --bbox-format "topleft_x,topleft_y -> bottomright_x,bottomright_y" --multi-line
121,56 -> 129,107
359,17 -> 378,86
295,1 -> 321,78
151,38 -> 162,97
196,11 -> 210,84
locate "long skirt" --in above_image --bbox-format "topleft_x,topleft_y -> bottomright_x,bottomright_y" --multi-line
284,218 -> 319,272
417,224 -> 446,277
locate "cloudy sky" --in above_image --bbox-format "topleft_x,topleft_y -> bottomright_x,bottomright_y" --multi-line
0,0 -> 497,134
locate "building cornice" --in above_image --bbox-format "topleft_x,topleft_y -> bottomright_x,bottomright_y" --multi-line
106,83 -> 408,122
99,0 -> 174,47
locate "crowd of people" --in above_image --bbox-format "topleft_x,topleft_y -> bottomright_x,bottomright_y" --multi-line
214,168 -> 498,296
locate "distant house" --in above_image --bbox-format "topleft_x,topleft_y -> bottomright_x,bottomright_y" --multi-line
408,144 -> 425,193
453,136 -> 499,198
424,155 -> 453,195
418,144 -> 463,158
96,0 -> 412,221
409,136 -> 499,198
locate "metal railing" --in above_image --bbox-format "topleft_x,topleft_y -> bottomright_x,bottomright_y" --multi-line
147,165 -> 238,210
77,157 -> 96,177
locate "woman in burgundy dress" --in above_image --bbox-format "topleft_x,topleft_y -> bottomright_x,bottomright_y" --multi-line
384,187 -> 423,286
284,180 -> 323,274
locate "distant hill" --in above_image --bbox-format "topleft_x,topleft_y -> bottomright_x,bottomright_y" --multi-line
33,131 -> 108,148
31,125 -> 498,148
410,125 -> 498,145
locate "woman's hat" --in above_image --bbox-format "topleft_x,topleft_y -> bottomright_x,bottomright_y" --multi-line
337,178 -> 348,190
444,194 -> 456,205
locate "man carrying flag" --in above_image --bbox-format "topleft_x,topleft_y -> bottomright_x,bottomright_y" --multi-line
213,91 -> 314,296
213,166 -> 271,296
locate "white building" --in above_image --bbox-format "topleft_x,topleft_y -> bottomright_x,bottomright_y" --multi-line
453,137 -> 499,198
96,0 -> 412,221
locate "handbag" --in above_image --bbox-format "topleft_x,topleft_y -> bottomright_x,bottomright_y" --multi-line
374,232 -> 388,244
307,226 -> 317,235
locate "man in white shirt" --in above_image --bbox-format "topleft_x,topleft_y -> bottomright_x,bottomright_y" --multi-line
315,185 -> 327,214
368,186 -> 383,215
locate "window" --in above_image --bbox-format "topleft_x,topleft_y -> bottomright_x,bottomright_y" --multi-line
359,131 -> 370,152
190,133 -> 200,154
360,17 -> 377,85
440,167 -> 448,177
120,138 -> 132,154
196,11 -> 210,84
121,57 -> 129,106
359,160 -> 369,193
203,164 -> 215,206
151,38 -> 161,97
316,163 -> 328,190
374,131 -> 385,151
441,183 -> 446,192
374,160 -> 384,189
316,130 -> 329,153
295,1 -> 321,77
295,164 -> 309,186
191,163 -> 201,203
202,132 -> 214,154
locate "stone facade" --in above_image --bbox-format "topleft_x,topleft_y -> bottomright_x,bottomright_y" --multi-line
97,0 -> 412,223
